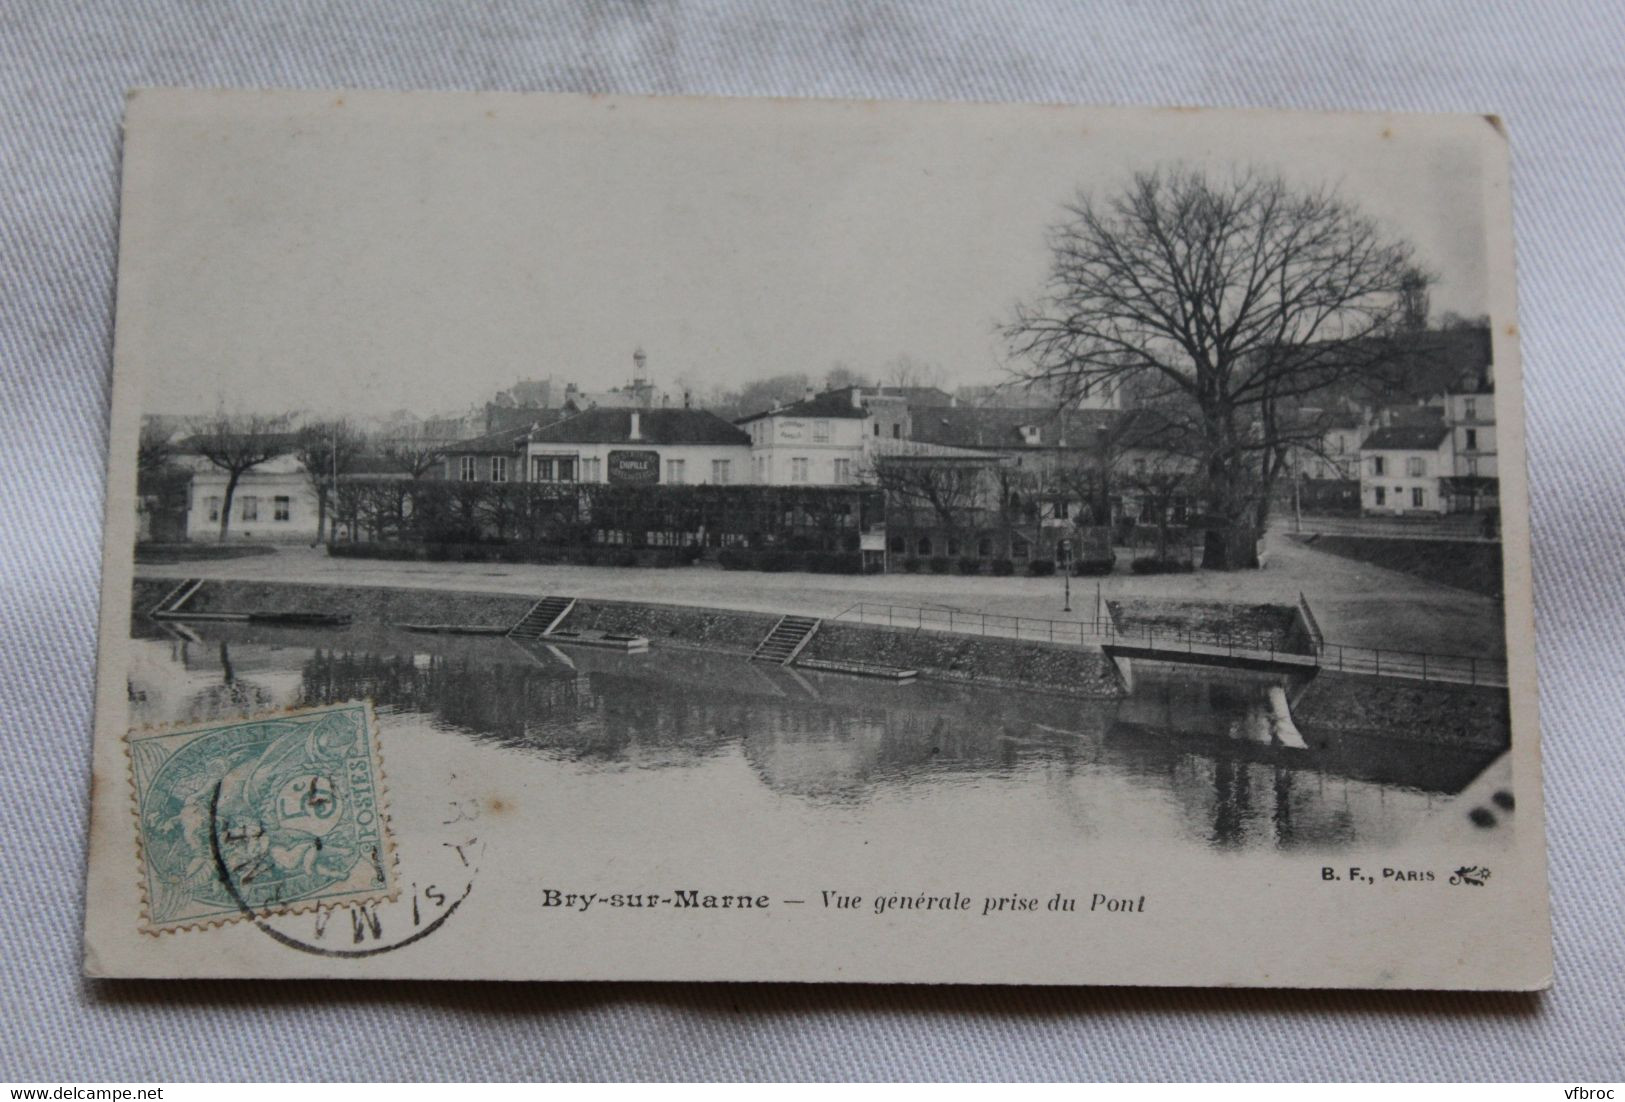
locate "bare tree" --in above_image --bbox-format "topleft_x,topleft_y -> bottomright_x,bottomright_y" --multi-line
824,362 -> 872,392
865,455 -> 993,552
882,354 -> 946,392
1004,166 -> 1423,567
138,420 -> 177,477
380,425 -> 450,480
187,411 -> 294,540
294,418 -> 366,544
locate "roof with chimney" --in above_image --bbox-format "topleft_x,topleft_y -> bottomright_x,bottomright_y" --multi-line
906,407 -> 1124,450
735,389 -> 869,423
443,428 -> 529,455
528,408 -> 750,447
1360,424 -> 1452,451
867,385 -> 956,408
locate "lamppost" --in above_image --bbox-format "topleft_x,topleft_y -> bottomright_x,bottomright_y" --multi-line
1060,538 -> 1072,612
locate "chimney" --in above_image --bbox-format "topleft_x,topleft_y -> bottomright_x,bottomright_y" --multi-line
803,386 -> 816,403
629,410 -> 641,441
850,388 -> 864,410
683,389 -> 692,409
632,347 -> 648,386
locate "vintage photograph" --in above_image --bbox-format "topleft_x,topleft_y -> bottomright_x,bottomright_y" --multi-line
87,90 -> 1548,986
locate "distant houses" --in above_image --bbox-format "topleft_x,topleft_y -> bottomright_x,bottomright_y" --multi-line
142,327 -> 1500,547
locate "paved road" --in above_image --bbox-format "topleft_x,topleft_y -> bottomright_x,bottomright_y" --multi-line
136,529 -> 1508,660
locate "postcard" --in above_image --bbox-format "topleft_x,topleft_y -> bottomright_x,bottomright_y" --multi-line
86,88 -> 1550,987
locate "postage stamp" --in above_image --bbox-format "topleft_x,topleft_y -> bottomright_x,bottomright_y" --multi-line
127,699 -> 397,933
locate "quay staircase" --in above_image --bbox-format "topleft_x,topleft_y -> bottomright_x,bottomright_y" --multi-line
151,577 -> 204,618
750,615 -> 821,665
508,596 -> 575,641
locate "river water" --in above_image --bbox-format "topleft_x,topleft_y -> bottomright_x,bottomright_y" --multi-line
125,622 -> 1498,852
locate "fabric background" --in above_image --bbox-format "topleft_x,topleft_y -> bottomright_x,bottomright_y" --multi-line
2,0 -> 1621,1082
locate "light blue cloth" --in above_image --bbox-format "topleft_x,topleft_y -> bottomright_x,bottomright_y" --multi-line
2,0 -> 1622,1081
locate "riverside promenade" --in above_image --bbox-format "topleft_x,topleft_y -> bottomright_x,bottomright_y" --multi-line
135,530 -> 1508,663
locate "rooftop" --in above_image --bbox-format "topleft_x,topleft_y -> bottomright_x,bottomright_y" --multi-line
908,407 -> 1124,450
736,389 -> 869,422
530,407 -> 751,447
1361,424 -> 1452,451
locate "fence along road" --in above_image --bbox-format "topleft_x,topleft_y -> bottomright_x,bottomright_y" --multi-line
831,601 -> 1507,689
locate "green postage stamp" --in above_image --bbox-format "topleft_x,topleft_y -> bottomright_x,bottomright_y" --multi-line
127,700 -> 397,933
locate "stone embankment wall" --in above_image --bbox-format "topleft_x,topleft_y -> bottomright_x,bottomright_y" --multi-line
801,623 -> 1124,698
1107,598 -> 1314,655
559,600 -> 781,656
1295,671 -> 1510,751
166,578 -> 536,628
134,578 -> 1125,698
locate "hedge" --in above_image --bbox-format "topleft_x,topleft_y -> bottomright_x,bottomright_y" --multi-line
1130,558 -> 1197,574
327,541 -> 700,567
1027,559 -> 1056,577
957,557 -> 981,576
716,548 -> 863,573
1071,556 -> 1116,576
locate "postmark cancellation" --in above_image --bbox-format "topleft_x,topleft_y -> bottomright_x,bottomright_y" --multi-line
127,699 -> 397,933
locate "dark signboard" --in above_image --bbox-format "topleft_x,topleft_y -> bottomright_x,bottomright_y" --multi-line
607,449 -> 661,484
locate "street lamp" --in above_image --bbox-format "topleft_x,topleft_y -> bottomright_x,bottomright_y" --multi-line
1060,538 -> 1072,612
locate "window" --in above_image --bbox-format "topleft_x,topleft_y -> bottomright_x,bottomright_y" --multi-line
273,495 -> 291,521
712,459 -> 731,484
206,496 -> 221,522
891,424 -> 901,439
1465,428 -> 1478,451
666,459 -> 686,484
1054,500 -> 1070,520
1371,456 -> 1385,476
813,420 -> 830,443
1464,398 -> 1477,421
1411,487 -> 1425,508
791,457 -> 809,483
832,458 -> 851,484
1406,456 -> 1424,477
1373,486 -> 1386,506
241,495 -> 258,521
459,455 -> 476,481
873,423 -> 880,437
918,537 -> 932,556
978,538 -> 992,557
532,456 -> 577,483
1334,435 -> 1345,453
491,455 -> 508,482
889,536 -> 905,554
947,539 -> 960,557
1466,457 -> 1479,476
582,458 -> 601,482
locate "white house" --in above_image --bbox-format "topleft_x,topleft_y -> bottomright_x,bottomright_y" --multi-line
1358,424 -> 1452,516
185,454 -> 321,541
520,407 -> 751,486
737,388 -> 873,486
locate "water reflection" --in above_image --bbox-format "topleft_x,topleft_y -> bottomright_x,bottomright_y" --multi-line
126,624 -> 1501,851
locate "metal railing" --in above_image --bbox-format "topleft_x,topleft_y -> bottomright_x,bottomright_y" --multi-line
830,600 -> 1506,687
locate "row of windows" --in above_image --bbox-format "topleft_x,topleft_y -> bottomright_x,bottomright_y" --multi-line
457,455 -> 736,485
1372,486 -> 1428,508
744,456 -> 855,483
204,495 -> 291,522
1370,456 -> 1431,477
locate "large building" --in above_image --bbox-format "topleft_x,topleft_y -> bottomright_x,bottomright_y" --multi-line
523,408 -> 750,485
738,388 -> 872,486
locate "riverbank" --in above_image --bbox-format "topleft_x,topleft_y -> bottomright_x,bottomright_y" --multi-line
131,532 -> 1508,660
136,576 -> 1129,699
